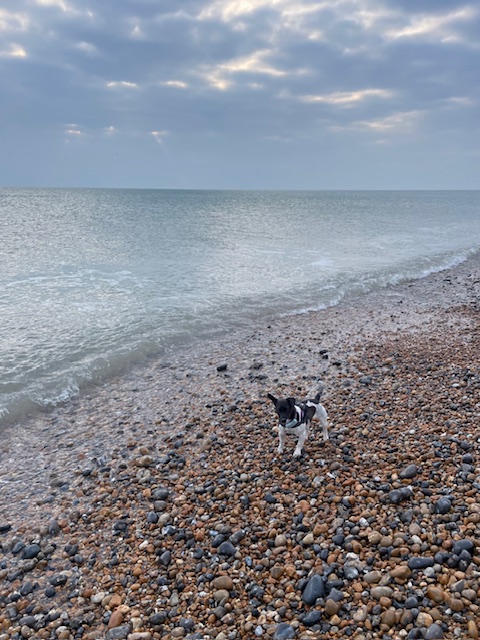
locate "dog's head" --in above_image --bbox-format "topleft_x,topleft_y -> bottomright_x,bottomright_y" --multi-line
267,393 -> 296,426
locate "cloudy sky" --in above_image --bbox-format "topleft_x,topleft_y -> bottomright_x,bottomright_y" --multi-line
1,0 -> 479,189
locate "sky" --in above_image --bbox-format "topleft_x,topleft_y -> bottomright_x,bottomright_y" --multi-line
1,0 -> 479,190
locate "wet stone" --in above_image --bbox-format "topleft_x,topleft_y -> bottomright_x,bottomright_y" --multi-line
434,497 -> 452,514
302,574 -> 325,605
149,612 -> 167,626
452,539 -> 475,555
273,623 -> 296,640
105,625 -> 131,640
408,557 -> 434,570
217,541 -> 236,556
400,464 -> 419,479
302,610 -> 322,627
424,623 -> 445,639
22,544 -> 41,559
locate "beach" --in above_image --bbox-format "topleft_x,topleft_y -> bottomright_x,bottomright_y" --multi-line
1,257 -> 479,640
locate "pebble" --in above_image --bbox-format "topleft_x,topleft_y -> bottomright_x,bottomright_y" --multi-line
302,574 -> 325,605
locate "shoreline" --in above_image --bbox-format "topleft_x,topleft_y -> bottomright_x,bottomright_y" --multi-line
1,256 -> 480,639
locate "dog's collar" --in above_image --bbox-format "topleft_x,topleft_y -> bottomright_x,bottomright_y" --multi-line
285,405 -> 304,428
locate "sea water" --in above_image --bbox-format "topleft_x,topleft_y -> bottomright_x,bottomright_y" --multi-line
1,188 -> 479,422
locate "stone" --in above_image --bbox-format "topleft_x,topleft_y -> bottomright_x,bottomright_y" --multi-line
149,612 -> 167,626
108,610 -> 124,629
467,620 -> 479,638
106,626 -> 131,640
370,586 -> 393,599
390,565 -> 411,580
364,571 -> 382,584
434,497 -> 452,514
302,610 -> 322,626
400,464 -> 419,479
22,544 -> 41,559
302,574 -> 325,605
452,539 -> 475,555
324,599 -> 340,616
416,612 -> 433,627
217,541 -> 236,556
273,623 -> 296,640
426,585 -> 444,603
423,623 -> 444,639
408,556 -> 434,570
212,576 -> 233,590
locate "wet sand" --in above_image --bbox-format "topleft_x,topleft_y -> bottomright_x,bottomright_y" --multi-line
0,256 -> 479,639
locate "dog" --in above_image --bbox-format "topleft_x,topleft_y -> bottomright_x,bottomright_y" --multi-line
267,390 -> 328,458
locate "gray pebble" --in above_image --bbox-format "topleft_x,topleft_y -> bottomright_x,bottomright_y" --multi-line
302,574 -> 325,605
273,623 -> 296,640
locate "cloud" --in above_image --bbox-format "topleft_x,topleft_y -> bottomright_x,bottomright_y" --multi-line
332,110 -> 425,136
106,81 -> 138,89
300,88 -> 394,107
150,130 -> 168,144
0,0 -> 479,188
0,8 -> 29,32
0,44 -> 27,58
200,48 -> 292,90
386,6 -> 478,45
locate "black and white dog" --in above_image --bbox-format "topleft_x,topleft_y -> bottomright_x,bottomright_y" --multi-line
267,390 -> 329,458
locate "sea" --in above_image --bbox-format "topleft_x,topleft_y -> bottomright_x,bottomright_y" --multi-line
1,188 -> 480,424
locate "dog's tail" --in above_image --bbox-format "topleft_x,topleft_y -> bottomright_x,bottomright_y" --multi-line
312,386 -> 324,403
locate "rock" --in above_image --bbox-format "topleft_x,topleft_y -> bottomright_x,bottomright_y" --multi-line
423,623 -> 444,639
212,576 -> 233,590
408,556 -> 434,570
434,497 -> 452,514
302,574 -> 325,605
324,599 -> 340,616
390,565 -> 411,580
159,550 -> 172,566
217,541 -> 236,557
213,589 -> 229,603
370,586 -> 393,599
106,626 -> 131,640
302,610 -> 322,626
426,585 -> 444,603
274,534 -> 288,547
416,612 -> 433,627
273,623 -> 295,640
22,544 -> 41,559
467,620 -> 479,638
452,539 -> 475,555
400,464 -> 419,479
108,610 -> 124,629
381,608 -> 396,628
149,612 -> 167,626
364,570 -> 382,584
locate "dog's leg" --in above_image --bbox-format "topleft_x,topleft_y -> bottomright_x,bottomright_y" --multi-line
293,424 -> 308,458
317,405 -> 329,441
278,426 -> 286,454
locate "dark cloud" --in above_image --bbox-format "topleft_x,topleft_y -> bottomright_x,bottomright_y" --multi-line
0,0 -> 479,188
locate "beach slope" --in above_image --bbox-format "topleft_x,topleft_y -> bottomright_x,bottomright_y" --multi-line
1,258 -> 480,639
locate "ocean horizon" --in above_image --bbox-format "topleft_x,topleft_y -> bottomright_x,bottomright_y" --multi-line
1,188 -> 480,424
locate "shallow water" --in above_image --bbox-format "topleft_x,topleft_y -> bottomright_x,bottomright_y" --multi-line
1,188 -> 479,421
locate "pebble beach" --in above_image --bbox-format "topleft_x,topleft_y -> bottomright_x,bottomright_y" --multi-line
1,257 -> 480,640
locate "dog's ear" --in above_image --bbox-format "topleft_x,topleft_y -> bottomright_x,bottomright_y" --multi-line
267,393 -> 277,404
287,397 -> 296,407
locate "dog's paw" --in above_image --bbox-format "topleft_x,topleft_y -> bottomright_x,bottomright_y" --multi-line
277,447 -> 284,454
293,449 -> 302,458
